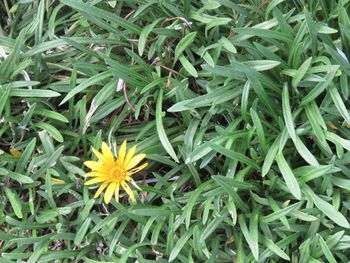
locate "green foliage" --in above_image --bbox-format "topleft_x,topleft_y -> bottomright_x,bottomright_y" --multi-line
1,0 -> 350,262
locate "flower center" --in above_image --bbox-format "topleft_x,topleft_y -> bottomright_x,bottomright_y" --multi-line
109,166 -> 127,181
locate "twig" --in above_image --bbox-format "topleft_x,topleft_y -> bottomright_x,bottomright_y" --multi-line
160,65 -> 182,76
123,82 -> 135,112
258,0 -> 270,9
227,31 -> 236,39
162,17 -> 192,29
125,10 -> 135,20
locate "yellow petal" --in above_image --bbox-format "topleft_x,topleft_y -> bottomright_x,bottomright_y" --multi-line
129,178 -> 142,191
84,161 -> 102,170
85,176 -> 108,186
84,172 -> 106,177
94,181 -> 109,198
114,183 -> 120,203
123,145 -> 136,168
128,163 -> 148,174
101,142 -> 114,163
92,147 -> 109,164
122,182 -> 135,202
125,154 -> 146,170
104,182 -> 116,204
118,140 -> 127,164
84,161 -> 110,173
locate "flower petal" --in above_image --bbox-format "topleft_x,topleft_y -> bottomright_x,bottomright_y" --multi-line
125,153 -> 146,170
101,142 -> 114,163
114,183 -> 120,203
84,161 -> 110,173
104,182 -> 116,204
94,181 -> 109,198
123,145 -> 136,168
128,163 -> 148,174
122,182 -> 135,202
118,140 -> 127,164
129,178 -> 142,191
84,161 -> 102,170
92,147 -> 110,165
85,176 -> 108,185
84,172 -> 106,177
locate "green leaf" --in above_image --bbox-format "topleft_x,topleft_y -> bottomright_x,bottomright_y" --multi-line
179,55 -> 198,77
119,242 -> 151,263
140,217 -> 156,242
325,131 -> 350,151
35,122 -> 64,143
156,89 -> 179,162
306,188 -> 350,228
36,210 -> 59,223
282,83 -> 296,142
2,170 -> 34,184
60,71 -> 113,105
249,209 -> 259,260
0,87 -> 11,118
4,188 -> 23,219
292,57 -> 312,89
262,135 -> 280,176
305,104 -> 332,154
0,29 -> 26,83
74,217 -> 92,246
201,214 -> 228,245
262,236 -> 290,261
261,202 -> 301,223
238,214 -> 259,260
109,219 -> 129,257
10,89 -> 60,97
294,136 -> 319,167
276,153 -> 301,200
250,108 -> 267,152
174,32 -> 197,62
60,0 -> 142,34
130,206 -> 175,216
294,165 -> 337,184
34,109 -> 69,123
92,79 -> 117,108
220,36 -> 237,53
318,235 -> 337,263
300,66 -> 338,105
168,86 -> 242,112
329,83 -> 350,124
138,18 -> 163,56
169,226 -> 194,262
234,27 -> 293,43
212,175 -> 255,190
209,142 -> 260,169
16,138 -> 36,173
32,146 -> 64,180
183,180 -> 212,229
243,60 -> 281,71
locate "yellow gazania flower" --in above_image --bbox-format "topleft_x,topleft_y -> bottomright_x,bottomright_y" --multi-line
84,141 -> 147,204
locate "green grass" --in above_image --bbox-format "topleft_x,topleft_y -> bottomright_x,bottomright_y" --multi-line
1,0 -> 350,262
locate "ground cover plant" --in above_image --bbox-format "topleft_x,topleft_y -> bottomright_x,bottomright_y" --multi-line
1,0 -> 350,262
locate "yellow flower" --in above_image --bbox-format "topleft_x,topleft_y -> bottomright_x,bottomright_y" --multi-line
84,141 -> 147,204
